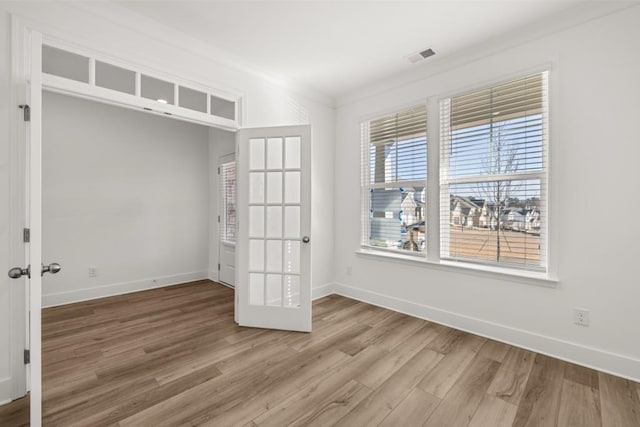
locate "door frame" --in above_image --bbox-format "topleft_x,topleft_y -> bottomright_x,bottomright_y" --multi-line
5,15 -> 30,405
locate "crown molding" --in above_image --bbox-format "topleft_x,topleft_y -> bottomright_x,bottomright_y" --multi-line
336,2 -> 638,109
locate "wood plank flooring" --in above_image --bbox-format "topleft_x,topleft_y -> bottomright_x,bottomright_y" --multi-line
1,280 -> 639,426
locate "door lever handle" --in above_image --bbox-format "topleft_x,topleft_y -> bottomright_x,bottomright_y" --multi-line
8,265 -> 30,279
42,263 -> 61,276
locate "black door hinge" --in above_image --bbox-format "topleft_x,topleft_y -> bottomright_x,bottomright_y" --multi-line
19,104 -> 30,122
217,263 -> 221,271
24,349 -> 30,364
23,228 -> 30,243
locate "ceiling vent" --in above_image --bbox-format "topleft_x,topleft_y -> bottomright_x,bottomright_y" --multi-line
408,48 -> 436,64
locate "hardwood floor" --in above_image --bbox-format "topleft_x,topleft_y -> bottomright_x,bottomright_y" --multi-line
1,280 -> 639,426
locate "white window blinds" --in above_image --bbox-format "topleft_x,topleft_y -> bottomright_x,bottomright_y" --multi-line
440,72 -> 548,270
220,161 -> 236,243
361,105 -> 427,254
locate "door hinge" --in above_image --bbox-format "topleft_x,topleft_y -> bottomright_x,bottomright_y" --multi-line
218,167 -> 220,174
217,215 -> 220,223
23,228 -> 30,243
217,263 -> 221,271
19,104 -> 30,122
24,349 -> 30,364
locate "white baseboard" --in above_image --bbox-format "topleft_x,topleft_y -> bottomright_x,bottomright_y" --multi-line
42,271 -> 209,308
208,270 -> 219,282
312,282 -> 335,300
332,282 -> 640,383
0,376 -> 11,405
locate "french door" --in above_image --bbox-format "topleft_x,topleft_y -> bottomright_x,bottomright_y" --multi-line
236,125 -> 312,332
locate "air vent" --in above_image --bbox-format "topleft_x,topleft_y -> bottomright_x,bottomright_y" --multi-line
407,47 -> 436,64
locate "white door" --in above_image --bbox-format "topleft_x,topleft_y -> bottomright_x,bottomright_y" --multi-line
218,155 -> 236,286
8,27 -> 45,425
236,125 -> 311,332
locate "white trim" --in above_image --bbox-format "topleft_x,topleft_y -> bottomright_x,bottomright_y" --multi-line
7,14 -> 29,405
42,271 -> 209,308
208,270 -> 220,282
336,2 -> 633,107
0,378 -> 11,405
443,171 -> 544,186
312,283 -> 336,300
332,282 -> 640,383
356,249 -> 556,287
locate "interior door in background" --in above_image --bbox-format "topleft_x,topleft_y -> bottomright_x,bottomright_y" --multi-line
218,155 -> 236,287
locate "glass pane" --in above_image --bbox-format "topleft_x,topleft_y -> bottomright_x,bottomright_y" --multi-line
368,187 -> 426,254
42,45 -> 89,83
284,275 -> 301,308
368,106 -> 427,185
446,179 -> 541,267
141,75 -> 175,105
266,274 -> 282,307
95,61 -> 135,94
284,172 -> 301,204
179,86 -> 207,113
266,207 -> 282,238
221,162 -> 237,243
249,206 -> 264,238
249,239 -> 264,271
266,240 -> 282,273
284,240 -> 300,274
266,172 -> 283,204
284,206 -> 300,238
211,95 -> 236,120
249,274 -> 265,306
249,172 -> 264,204
249,138 -> 265,170
448,115 -> 544,178
267,138 -> 283,169
285,136 -> 301,169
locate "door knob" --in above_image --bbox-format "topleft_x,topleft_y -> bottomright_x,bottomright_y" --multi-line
302,236 -> 310,243
8,265 -> 30,279
42,263 -> 61,276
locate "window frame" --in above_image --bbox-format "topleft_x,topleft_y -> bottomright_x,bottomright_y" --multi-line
360,103 -> 429,257
358,68 -> 555,284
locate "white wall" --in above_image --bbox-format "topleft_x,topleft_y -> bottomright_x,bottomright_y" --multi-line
41,92 -> 210,306
333,5 -> 640,381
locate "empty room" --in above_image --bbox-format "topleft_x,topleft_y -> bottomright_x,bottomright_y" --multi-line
0,1 -> 639,426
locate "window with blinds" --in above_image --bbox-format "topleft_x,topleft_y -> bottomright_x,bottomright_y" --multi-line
361,105 -> 427,254
439,72 -> 548,270
220,161 -> 236,243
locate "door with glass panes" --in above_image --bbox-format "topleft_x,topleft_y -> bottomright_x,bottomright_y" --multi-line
236,125 -> 311,332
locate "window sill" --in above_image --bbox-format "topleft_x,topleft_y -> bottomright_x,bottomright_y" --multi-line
355,248 -> 558,288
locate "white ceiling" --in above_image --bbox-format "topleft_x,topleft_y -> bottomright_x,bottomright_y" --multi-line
115,1 -> 584,98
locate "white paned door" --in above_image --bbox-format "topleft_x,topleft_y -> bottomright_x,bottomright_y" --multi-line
236,125 -> 311,332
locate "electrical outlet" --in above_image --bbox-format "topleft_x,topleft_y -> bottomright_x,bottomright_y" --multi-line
573,308 -> 590,326
346,265 -> 352,276
88,267 -> 97,278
